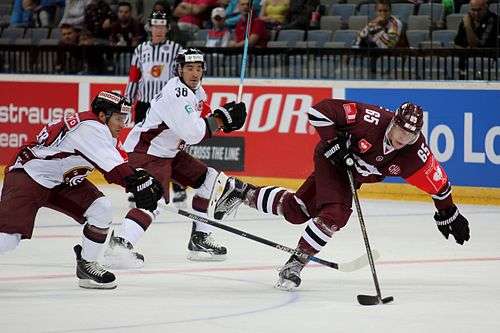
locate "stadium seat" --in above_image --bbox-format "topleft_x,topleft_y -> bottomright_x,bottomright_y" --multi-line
446,14 -> 463,31
26,28 -> 50,44
194,29 -> 209,41
432,30 -> 456,47
307,30 -> 333,47
392,3 -> 414,24
1,27 -> 25,40
406,30 -> 429,48
38,38 -> 59,46
332,29 -> 358,47
358,3 -> 376,20
408,15 -> 431,30
348,15 -> 368,31
329,4 -> 356,23
320,15 -> 342,32
459,4 -> 469,13
323,41 -> 348,48
267,41 -> 289,48
276,29 -> 305,47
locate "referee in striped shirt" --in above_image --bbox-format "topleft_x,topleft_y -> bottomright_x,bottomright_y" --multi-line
125,10 -> 188,205
125,11 -> 183,123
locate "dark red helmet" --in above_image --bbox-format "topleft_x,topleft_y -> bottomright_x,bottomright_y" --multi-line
393,102 -> 424,134
91,91 -> 131,121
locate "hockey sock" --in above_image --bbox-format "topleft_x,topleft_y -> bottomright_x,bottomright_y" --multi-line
250,186 -> 287,215
82,224 -> 108,261
297,218 -> 337,257
114,208 -> 154,246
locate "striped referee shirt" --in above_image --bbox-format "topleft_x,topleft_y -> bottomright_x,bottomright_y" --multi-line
125,40 -> 183,103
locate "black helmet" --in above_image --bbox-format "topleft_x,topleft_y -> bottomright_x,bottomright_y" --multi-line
91,91 -> 131,121
149,11 -> 169,26
175,48 -> 205,71
393,102 -> 424,134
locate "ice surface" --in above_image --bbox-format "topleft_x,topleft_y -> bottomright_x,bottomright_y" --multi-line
1,185 -> 499,333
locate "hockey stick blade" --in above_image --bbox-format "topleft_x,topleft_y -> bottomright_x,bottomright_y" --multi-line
337,249 -> 380,272
357,295 -> 394,306
165,206 -> 374,272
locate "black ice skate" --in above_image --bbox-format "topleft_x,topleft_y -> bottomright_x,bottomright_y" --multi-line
275,255 -> 307,291
74,245 -> 117,289
172,188 -> 188,208
102,231 -> 145,269
187,223 -> 227,261
208,175 -> 248,220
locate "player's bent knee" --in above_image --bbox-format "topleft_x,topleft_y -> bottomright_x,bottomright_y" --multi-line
84,196 -> 113,229
318,203 -> 352,230
195,167 -> 219,199
0,233 -> 21,254
281,193 -> 310,225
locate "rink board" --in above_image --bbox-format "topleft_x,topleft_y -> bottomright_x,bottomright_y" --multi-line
1,75 -> 499,203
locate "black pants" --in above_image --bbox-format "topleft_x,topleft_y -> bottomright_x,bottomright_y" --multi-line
134,101 -> 150,124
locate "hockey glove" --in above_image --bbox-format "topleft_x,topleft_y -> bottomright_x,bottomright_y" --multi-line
323,136 -> 354,168
213,101 -> 247,133
125,169 -> 164,212
434,205 -> 470,245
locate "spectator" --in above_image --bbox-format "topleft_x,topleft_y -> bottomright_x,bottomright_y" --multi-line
228,0 -> 269,47
109,2 -> 145,46
56,24 -> 82,73
224,0 -> 261,29
152,0 -> 173,17
281,0 -> 319,30
10,0 -> 35,27
454,0 -> 498,48
59,0 -> 91,28
206,7 -> 230,46
84,0 -> 116,41
354,0 -> 403,48
259,0 -> 290,29
173,0 -> 217,32
59,23 -> 80,44
37,0 -> 65,27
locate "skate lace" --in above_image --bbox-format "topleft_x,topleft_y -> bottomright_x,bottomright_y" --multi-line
277,260 -> 303,276
84,261 -> 107,277
204,233 -> 223,250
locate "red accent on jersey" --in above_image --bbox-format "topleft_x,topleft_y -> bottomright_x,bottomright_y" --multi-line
358,139 -> 372,153
116,139 -> 128,162
200,101 -> 212,118
405,153 -> 449,195
342,103 -> 357,124
128,65 -> 141,82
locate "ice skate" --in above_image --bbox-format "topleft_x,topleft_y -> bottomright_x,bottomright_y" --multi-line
208,173 -> 248,220
101,231 -> 145,269
172,188 -> 188,208
74,245 -> 117,289
275,255 -> 306,291
187,224 -> 227,261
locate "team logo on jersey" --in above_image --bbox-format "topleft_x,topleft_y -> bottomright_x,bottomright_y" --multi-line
150,64 -> 164,77
63,167 -> 93,187
184,104 -> 194,114
342,103 -> 357,124
376,156 -> 384,162
388,164 -> 401,175
433,166 -> 443,181
358,139 -> 372,153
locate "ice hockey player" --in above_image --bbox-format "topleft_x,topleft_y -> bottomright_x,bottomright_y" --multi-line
0,91 -> 163,289
210,99 -> 471,290
104,48 -> 247,265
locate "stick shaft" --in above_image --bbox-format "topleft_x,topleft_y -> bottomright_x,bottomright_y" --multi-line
237,4 -> 253,103
347,169 -> 383,299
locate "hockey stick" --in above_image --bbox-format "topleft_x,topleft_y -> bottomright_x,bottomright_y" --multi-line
164,205 -> 378,272
236,0 -> 253,103
346,168 -> 394,306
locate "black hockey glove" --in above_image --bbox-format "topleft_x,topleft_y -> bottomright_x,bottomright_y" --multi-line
125,169 -> 164,212
213,101 -> 247,133
434,205 -> 470,245
323,136 -> 354,168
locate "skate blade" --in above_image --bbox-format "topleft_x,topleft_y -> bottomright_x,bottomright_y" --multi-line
187,251 -> 226,262
78,279 -> 117,290
274,279 -> 299,291
101,252 -> 145,270
207,172 -> 229,220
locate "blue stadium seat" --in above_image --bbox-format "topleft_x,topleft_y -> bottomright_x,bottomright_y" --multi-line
332,29 -> 358,47
432,30 -> 456,47
406,30 -> 429,48
392,3 -> 414,24
307,30 -> 333,47
277,29 -> 305,47
329,4 -> 356,23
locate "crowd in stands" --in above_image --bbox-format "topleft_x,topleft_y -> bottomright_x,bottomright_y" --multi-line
0,0 -> 498,50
